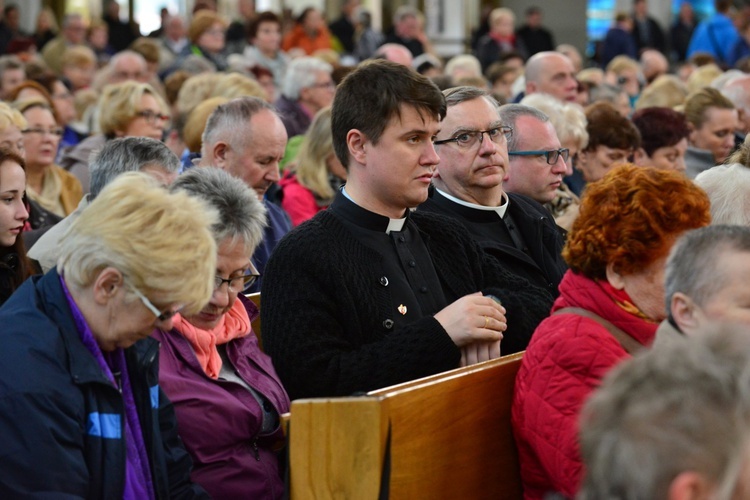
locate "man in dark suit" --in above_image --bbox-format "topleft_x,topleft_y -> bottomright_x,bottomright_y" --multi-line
421,87 -> 567,298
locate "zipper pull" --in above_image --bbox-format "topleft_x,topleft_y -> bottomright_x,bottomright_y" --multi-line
113,371 -> 123,394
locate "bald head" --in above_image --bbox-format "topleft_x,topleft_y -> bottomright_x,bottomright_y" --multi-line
722,76 -> 750,134
640,49 -> 668,84
525,51 -> 578,102
374,43 -> 414,67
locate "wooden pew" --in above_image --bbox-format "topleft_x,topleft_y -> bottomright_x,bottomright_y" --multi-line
287,352 -> 524,499
245,292 -> 262,350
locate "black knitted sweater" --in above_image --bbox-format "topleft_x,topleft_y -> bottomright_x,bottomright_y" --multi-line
261,209 -> 553,399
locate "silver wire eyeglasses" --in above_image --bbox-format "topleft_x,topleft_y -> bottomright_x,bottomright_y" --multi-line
130,286 -> 183,322
508,148 -> 570,165
433,126 -> 513,149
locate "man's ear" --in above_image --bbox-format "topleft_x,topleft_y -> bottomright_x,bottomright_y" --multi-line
605,262 -> 625,290
212,142 -> 229,169
347,129 -> 368,166
671,292 -> 701,334
668,471 -> 714,500
525,81 -> 537,95
92,267 -> 124,306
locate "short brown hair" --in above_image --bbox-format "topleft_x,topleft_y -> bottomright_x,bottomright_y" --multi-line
247,11 -> 280,40
331,59 -> 445,168
584,101 -> 641,152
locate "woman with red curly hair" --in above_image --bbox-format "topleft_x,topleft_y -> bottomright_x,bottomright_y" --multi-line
512,164 -> 711,500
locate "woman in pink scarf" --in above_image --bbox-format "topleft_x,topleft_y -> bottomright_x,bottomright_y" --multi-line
153,167 -> 290,499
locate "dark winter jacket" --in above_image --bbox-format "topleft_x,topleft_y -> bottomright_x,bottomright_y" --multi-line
0,269 -> 208,499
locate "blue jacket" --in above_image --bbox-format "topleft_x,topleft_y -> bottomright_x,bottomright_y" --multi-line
600,27 -> 637,68
687,13 -> 739,64
728,37 -> 750,67
0,270 -> 208,499
248,199 -> 291,293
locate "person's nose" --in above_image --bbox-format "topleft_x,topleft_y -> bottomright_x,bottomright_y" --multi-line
155,317 -> 174,330
211,284 -> 231,309
551,153 -> 568,175
265,165 -> 280,182
16,200 -> 28,222
675,156 -> 686,172
478,132 -> 499,156
422,141 -> 440,167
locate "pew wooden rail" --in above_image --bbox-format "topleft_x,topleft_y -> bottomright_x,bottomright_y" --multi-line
286,352 -> 524,499
245,292 -> 263,350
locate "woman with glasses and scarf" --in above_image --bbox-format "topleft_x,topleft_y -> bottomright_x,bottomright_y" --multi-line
153,167 -> 290,499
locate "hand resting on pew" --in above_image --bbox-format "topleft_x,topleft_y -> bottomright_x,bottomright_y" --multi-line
434,292 -> 506,367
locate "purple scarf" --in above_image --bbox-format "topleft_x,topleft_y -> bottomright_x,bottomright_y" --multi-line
60,276 -> 155,500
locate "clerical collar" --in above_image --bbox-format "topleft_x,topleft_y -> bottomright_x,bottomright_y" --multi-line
335,187 -> 407,234
435,188 -> 509,218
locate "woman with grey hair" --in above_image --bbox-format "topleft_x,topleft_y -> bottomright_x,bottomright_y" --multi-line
695,162 -> 750,226
276,56 -> 335,137
153,167 -> 290,499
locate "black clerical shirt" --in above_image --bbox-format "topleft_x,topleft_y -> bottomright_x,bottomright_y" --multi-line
329,190 -> 446,330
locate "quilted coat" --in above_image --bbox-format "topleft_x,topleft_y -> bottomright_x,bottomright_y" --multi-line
511,270 -> 658,499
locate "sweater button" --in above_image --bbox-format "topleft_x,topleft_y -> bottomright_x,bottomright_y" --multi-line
383,319 -> 394,329
408,260 -> 416,267
420,286 -> 428,293
379,276 -> 389,286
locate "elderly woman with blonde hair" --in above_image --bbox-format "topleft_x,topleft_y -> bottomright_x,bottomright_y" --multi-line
635,74 -> 688,110
0,172 -> 216,498
521,93 -> 588,229
279,106 -> 347,226
60,80 -> 170,192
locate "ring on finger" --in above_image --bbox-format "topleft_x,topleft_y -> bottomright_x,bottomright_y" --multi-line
483,315 -> 489,328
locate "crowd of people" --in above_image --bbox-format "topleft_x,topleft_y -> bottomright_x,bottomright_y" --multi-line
1,0 -> 750,498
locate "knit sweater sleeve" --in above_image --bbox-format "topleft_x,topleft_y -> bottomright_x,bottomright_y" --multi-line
261,215 -> 460,400
412,211 -> 554,355
480,248 -> 554,354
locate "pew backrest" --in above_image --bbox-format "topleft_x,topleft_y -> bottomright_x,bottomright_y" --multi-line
245,292 -> 262,349
287,352 -> 524,499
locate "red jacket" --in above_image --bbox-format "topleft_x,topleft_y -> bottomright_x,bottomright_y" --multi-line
279,171 -> 326,227
511,271 -> 657,499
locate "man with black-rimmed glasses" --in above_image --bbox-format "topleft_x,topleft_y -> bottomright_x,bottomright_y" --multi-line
500,103 -> 570,205
420,89 -> 567,298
